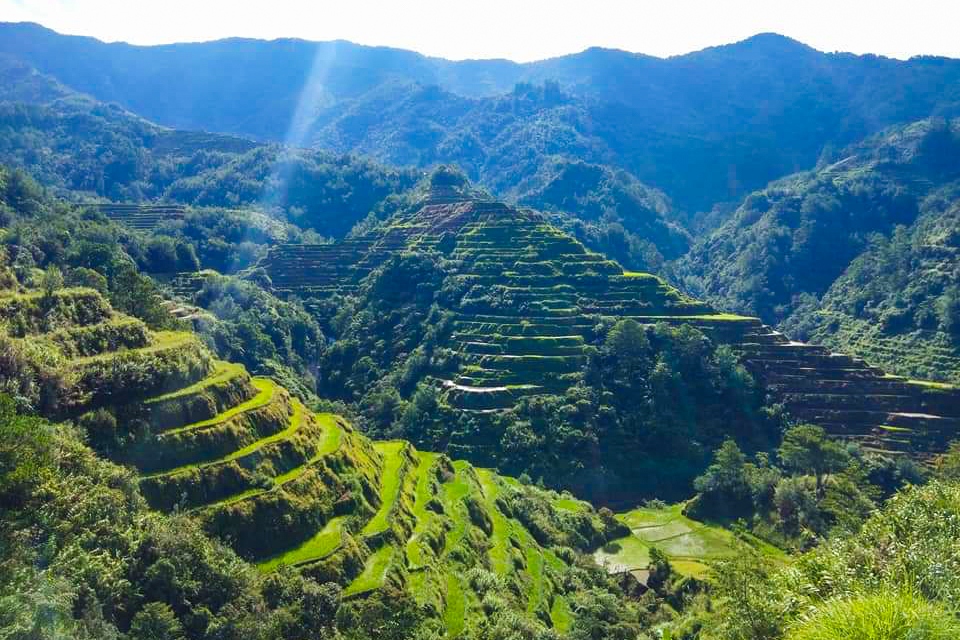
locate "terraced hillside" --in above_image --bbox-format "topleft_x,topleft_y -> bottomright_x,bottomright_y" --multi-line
261,178 -> 960,459
90,202 -> 186,230
737,324 -> 960,458
0,285 -> 638,633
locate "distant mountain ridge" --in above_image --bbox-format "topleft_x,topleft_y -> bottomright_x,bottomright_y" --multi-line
5,22 -> 960,213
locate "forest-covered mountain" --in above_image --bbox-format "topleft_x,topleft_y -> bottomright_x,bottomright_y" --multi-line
5,22 -> 960,215
678,118 -> 960,382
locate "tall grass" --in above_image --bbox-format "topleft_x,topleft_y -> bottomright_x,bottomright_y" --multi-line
787,592 -> 960,640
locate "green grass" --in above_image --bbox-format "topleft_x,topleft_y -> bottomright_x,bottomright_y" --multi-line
362,441 -> 409,537
785,592 -> 960,640
553,497 -> 588,513
145,361 -> 247,404
525,546 -> 545,614
441,462 -> 472,556
161,378 -> 277,436
550,595 -> 572,633
476,469 -> 512,574
593,535 -> 651,573
72,330 -> 197,364
143,398 -> 305,479
907,379 -> 957,390
406,452 -> 439,567
343,545 -> 395,597
257,515 -> 347,572
443,573 -> 467,637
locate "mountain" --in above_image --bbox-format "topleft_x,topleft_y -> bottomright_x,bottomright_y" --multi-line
5,23 -> 960,214
678,117 -> 960,382
249,170 -> 960,504
0,97 -> 420,238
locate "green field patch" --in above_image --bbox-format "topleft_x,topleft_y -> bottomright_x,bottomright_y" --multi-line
907,379 -> 957,390
605,503 -> 783,578
593,535 -> 651,573
654,526 -> 735,558
443,573 -> 467,637
550,595 -> 573,633
362,441 -> 409,537
617,504 -> 683,528
525,546 -> 545,614
669,559 -> 712,579
553,497 -> 589,513
406,452 -> 439,567
343,545 -> 395,597
72,330 -> 197,365
476,469 -> 512,574
632,519 -> 695,542
441,462 -> 473,556
145,361 -> 247,405
257,515 -> 347,571
201,413 -> 344,509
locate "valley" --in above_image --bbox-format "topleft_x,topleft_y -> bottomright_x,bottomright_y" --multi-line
1,16 -> 960,640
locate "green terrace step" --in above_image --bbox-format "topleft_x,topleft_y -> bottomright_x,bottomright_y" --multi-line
69,331 -> 215,410
454,339 -> 587,357
139,399 -> 323,510
157,377 -> 280,437
453,321 -> 591,337
405,452 -> 441,569
780,392 -> 919,412
198,412 -> 347,512
129,379 -> 292,473
42,316 -> 151,358
258,515 -> 349,571
462,353 -> 587,373
361,441 -> 417,540
343,545 -> 397,598
192,412 -> 365,560
443,381 -> 548,410
140,361 -> 257,430
0,288 -> 115,336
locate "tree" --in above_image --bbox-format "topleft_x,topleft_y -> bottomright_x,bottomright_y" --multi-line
939,286 -> 960,337
603,318 -> 651,381
108,263 -> 172,328
778,424 -> 850,497
128,602 -> 185,640
935,441 -> 960,480
40,265 -> 63,299
695,440 -> 749,493
0,394 -> 53,507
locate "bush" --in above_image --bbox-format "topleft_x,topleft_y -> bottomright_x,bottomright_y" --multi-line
786,592 -> 960,640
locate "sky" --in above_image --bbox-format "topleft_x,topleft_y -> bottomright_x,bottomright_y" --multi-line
2,0 -> 958,62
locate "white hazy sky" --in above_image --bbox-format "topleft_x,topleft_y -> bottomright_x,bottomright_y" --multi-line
2,0 -> 958,62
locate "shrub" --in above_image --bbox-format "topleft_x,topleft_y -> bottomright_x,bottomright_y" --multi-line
786,592 -> 960,640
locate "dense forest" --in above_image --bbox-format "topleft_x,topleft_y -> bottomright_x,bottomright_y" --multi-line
3,19 -> 960,640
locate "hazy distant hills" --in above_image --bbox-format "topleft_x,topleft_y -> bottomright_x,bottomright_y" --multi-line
5,22 -> 960,213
